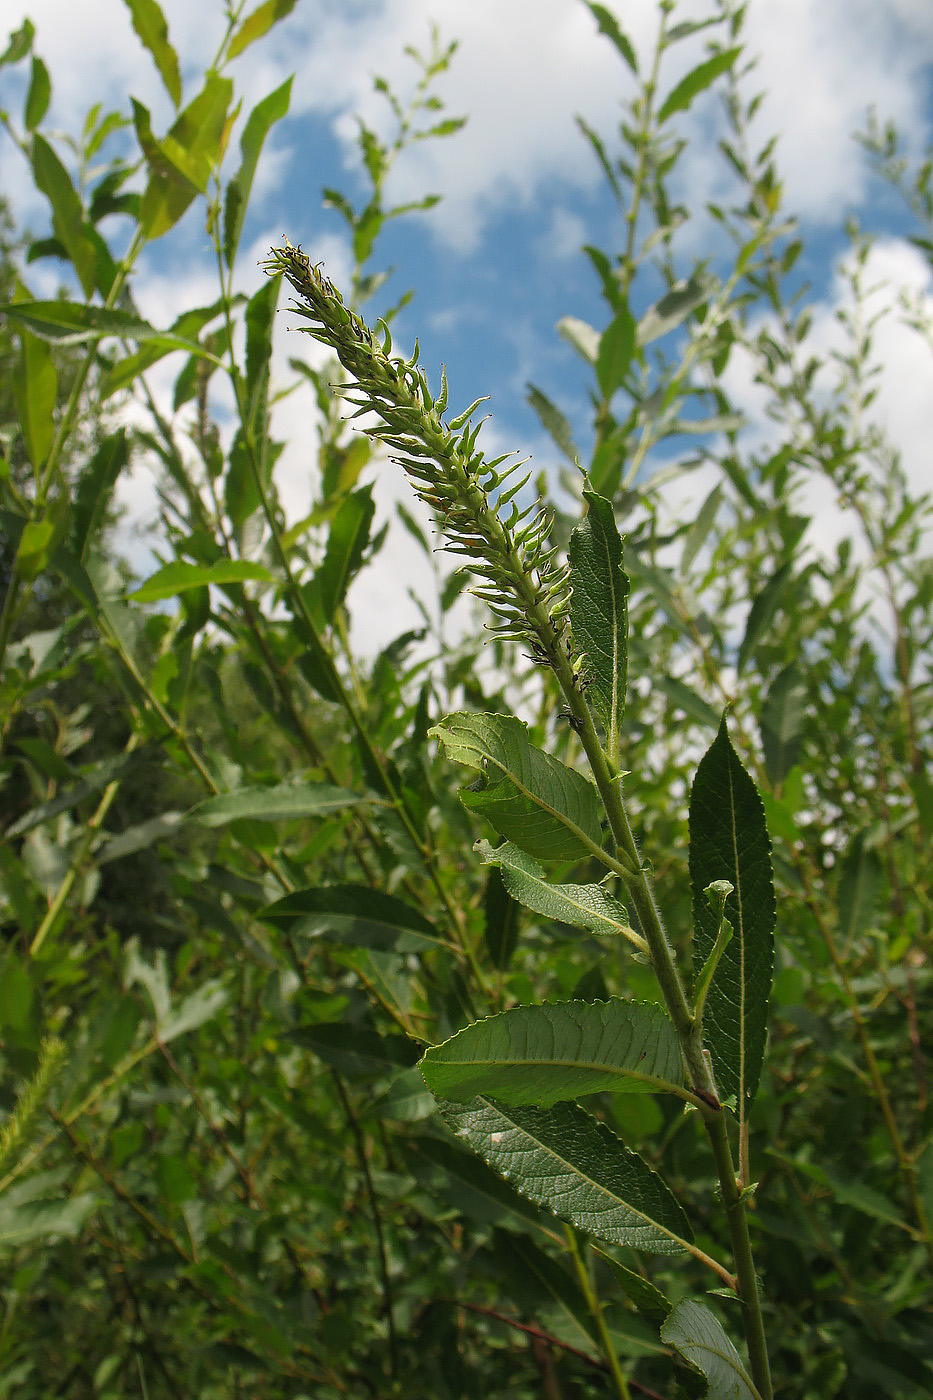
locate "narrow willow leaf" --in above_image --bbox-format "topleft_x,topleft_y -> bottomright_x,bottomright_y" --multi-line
189,783 -> 363,826
569,488 -> 629,755
121,0 -> 182,107
228,0 -> 300,60
97,811 -> 184,863
137,76 -> 233,238
595,306 -> 636,399
29,135 -> 97,296
680,482 -> 723,575
660,1300 -> 759,1400
0,1192 -> 99,1248
837,831 -> 883,941
476,839 -> 637,943
430,712 -> 603,862
24,54 -> 50,129
689,720 -> 775,1110
1,20 -> 35,67
420,998 -> 685,1105
636,276 -> 713,346
0,300 -> 209,353
526,383 -> 580,466
759,663 -> 807,784
440,1097 -> 692,1254
287,1023 -> 418,1077
12,304 -> 57,470
736,562 -> 792,675
129,559 -> 272,602
657,48 -> 743,124
71,430 -> 130,561
259,885 -> 445,953
224,76 -> 293,267
317,484 -> 375,623
585,3 -> 638,73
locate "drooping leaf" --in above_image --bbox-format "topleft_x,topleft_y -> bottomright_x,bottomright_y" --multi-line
759,663 -> 807,784
121,0 -> 182,107
430,712 -> 603,862
557,315 -> 600,364
689,720 -> 775,1111
317,484 -> 376,623
1,19 -> 34,67
657,48 -> 743,124
97,811 -> 185,863
439,1097 -> 692,1253
224,76 -> 293,266
660,1300 -> 758,1399
569,488 -> 629,755
129,558 -> 272,602
594,1248 -> 672,1324
399,1135 -> 556,1236
492,1229 -> 599,1353
287,1022 -> 418,1077
136,76 -> 233,238
189,783 -> 364,826
0,299 -> 211,353
420,998 -> 685,1105
259,885 -> 445,953
476,840 -> 635,942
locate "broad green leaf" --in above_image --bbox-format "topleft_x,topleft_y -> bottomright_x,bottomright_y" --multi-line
759,663 -> 807,784
24,54 -> 50,129
121,0 -> 181,107
129,558 -> 272,602
71,430 -> 130,561
259,885 -> 445,953
317,484 -> 375,623
476,839 -> 637,943
420,998 -> 685,1105
657,48 -> 742,124
12,297 -> 57,470
440,1097 -> 692,1253
526,383 -> 580,466
224,77 -> 293,267
595,305 -> 636,398
287,1023 -> 418,1076
736,562 -> 792,675
430,711 -> 604,862
585,3 -> 638,73
0,300 -> 212,353
371,1068 -> 435,1122
136,76 -> 233,238
190,783 -> 363,826
661,1300 -> 759,1399
636,276 -> 713,345
29,135 -> 97,296
569,488 -> 629,755
14,518 -> 55,581
689,720 -> 775,1111
228,0 -> 299,59
836,830 -> 883,941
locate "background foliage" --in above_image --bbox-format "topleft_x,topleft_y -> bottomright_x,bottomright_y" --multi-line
0,1 -> 930,1396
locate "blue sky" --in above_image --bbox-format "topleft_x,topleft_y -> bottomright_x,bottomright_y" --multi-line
2,0 -> 932,646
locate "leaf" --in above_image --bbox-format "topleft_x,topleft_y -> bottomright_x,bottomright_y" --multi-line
287,1023 -> 418,1077
483,862 -> 520,970
121,0 -> 181,107
736,562 -> 792,675
224,76 -> 293,267
160,980 -> 228,1043
557,315 -> 600,364
29,135 -> 97,296
429,712 -> 603,863
1,19 -> 34,67
492,1229 -> 599,1352
593,1249 -> 671,1324
476,840 -> 636,942
129,558 -> 272,602
689,720 -> 775,1111
0,300 -> 211,353
399,1135 -> 554,1235
189,783 -> 364,826
661,1300 -> 759,1399
228,0 -> 299,60
569,488 -> 629,755
759,663 -> 807,785
526,383 -> 580,466
836,831 -> 883,941
97,811 -> 185,863
259,885 -> 445,953
657,48 -> 743,124
585,3 -> 638,73
636,276 -> 713,345
12,299 -> 57,470
70,430 -> 130,561
24,54 -> 50,129
137,76 -> 233,238
439,1097 -> 692,1254
317,484 -> 375,623
595,305 -> 637,398
0,1192 -> 99,1248
420,998 -> 685,1105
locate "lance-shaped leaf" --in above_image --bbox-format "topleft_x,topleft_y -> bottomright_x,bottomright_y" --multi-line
259,885 -> 446,953
224,76 -> 293,267
189,782 -> 363,826
689,720 -> 775,1111
476,839 -> 640,945
317,484 -> 376,623
440,1097 -> 692,1254
569,489 -> 629,756
129,559 -> 272,602
420,998 -> 685,1105
430,712 -> 603,863
660,1300 -> 759,1400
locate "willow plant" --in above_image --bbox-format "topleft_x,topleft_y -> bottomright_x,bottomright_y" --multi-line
267,241 -> 777,1400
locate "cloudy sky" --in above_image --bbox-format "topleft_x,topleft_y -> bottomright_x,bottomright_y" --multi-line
2,0 -> 932,646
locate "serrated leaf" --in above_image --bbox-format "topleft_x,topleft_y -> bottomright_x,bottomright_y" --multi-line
661,1300 -> 758,1399
129,559 -> 272,602
259,885 -> 445,953
569,489 -> 629,756
420,998 -> 685,1105
493,1229 -> 599,1353
287,1022 -> 418,1076
689,720 -> 775,1112
657,48 -> 742,124
430,712 -> 603,862
189,783 -> 363,826
121,0 -> 181,107
224,76 -> 292,266
317,484 -> 375,623
399,1135 -> 556,1236
476,840 -> 636,942
440,1097 -> 692,1254
636,276 -> 712,345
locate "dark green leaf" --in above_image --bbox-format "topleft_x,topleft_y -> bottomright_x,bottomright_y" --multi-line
483,862 -> 520,969
689,720 -> 775,1111
596,305 -> 636,398
121,0 -> 182,107
259,885 -> 445,953
660,1300 -> 757,1399
0,300 -> 211,353
317,484 -> 375,623
759,664 -> 807,784
569,488 -> 629,754
657,48 -> 742,124
399,1135 -> 555,1236
836,831 -> 882,941
224,76 -> 292,266
526,383 -> 580,466
440,1097 -> 692,1253
736,562 -> 792,674
585,3 -> 638,73
288,1023 -> 418,1076
594,1249 -> 671,1323
12,300 -> 57,470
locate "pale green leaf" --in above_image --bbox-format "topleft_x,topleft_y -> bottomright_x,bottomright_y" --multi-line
121,0 -> 182,107
190,783 -> 363,826
129,558 -> 272,602
476,840 -> 637,943
637,276 -> 713,345
228,0 -> 299,60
